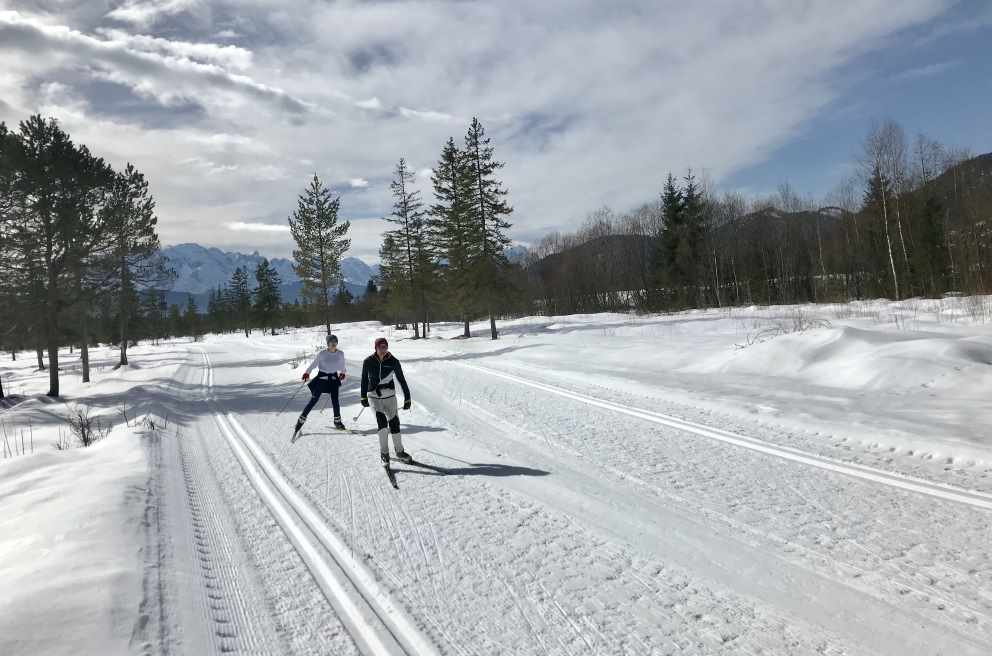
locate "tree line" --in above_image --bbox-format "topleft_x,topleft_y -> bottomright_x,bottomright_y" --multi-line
527,119 -> 989,314
0,116 -> 168,397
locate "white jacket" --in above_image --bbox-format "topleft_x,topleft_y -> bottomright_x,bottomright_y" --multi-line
305,350 -> 346,377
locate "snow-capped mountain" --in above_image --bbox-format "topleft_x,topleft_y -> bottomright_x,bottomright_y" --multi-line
161,243 -> 379,295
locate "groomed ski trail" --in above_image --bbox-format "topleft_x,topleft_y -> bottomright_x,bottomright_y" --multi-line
198,348 -> 441,656
459,361 -> 992,512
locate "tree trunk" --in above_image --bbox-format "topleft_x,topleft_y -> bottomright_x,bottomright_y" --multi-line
119,306 -> 129,367
489,311 -> 497,340
881,191 -> 900,300
46,270 -> 60,397
46,338 -> 59,397
463,317 -> 471,338
81,310 -> 91,383
36,347 -> 45,370
0,372 -> 4,399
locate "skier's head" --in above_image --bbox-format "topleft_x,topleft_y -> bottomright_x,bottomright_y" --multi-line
326,333 -> 338,348
374,337 -> 388,355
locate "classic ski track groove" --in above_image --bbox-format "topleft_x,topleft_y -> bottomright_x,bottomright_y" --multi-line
198,347 -> 441,656
460,362 -> 992,512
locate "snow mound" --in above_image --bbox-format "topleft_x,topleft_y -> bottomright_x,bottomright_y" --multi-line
686,325 -> 992,391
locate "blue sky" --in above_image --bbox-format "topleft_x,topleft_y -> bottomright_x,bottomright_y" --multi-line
725,0 -> 992,200
0,1 -> 989,262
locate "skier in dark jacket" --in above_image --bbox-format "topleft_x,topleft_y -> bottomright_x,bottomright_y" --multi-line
293,334 -> 347,440
360,337 -> 412,465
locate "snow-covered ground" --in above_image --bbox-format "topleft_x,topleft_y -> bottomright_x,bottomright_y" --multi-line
2,297 -> 992,655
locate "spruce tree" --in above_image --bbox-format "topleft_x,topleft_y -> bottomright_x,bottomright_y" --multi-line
229,266 -> 252,337
185,293 -> 201,340
105,163 -> 169,367
289,174 -> 351,335
463,118 -> 513,339
378,234 -> 409,329
383,158 -> 431,338
253,258 -> 282,335
655,173 -> 685,307
430,137 -> 478,337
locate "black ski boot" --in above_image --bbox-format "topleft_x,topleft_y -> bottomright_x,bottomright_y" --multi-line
394,451 -> 413,465
291,416 -> 305,442
333,417 -> 346,431
380,452 -> 390,466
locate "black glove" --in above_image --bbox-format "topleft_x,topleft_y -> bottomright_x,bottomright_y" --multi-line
361,397 -> 369,407
402,398 -> 412,410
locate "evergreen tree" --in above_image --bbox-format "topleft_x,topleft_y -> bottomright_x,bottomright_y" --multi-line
383,158 -> 431,338
185,293 -> 201,340
104,163 -> 169,367
253,258 -> 282,335
334,282 -> 354,307
655,173 -> 686,307
463,118 -> 513,339
430,137 -> 478,337
229,266 -> 252,337
378,234 -> 409,328
288,174 -> 351,335
167,304 -> 182,338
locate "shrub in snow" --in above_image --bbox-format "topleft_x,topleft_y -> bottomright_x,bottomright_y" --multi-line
65,404 -> 110,447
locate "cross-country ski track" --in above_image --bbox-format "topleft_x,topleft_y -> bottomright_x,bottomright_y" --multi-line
8,326 -> 989,656
173,330 -> 992,656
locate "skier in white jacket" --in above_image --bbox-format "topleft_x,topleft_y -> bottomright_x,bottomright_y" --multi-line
293,334 -> 347,438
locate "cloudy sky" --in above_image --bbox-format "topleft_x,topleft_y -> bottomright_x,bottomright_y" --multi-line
1,1 -> 990,263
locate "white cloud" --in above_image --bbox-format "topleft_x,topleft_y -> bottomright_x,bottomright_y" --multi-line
891,59 -> 959,81
398,106 -> 459,123
0,1 -> 958,263
355,97 -> 382,110
226,221 -> 290,232
106,0 -> 199,27
349,178 -> 369,188
95,28 -> 254,70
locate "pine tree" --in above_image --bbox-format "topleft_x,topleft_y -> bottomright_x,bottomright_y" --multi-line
288,174 -> 350,335
463,118 -> 513,339
185,293 -> 201,340
680,170 -> 708,306
383,158 -> 431,338
430,137 -> 478,337
655,173 -> 685,307
229,266 -> 252,337
334,282 -> 353,306
104,163 -> 169,367
378,234 -> 409,329
253,258 -> 282,335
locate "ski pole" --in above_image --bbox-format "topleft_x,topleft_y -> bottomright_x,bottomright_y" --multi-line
276,381 -> 307,417
352,405 -> 366,422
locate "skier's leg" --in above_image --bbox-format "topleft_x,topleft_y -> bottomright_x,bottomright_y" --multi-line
390,414 -> 405,454
299,393 -> 320,420
329,379 -> 342,421
294,380 -> 323,436
372,397 -> 390,455
381,396 -> 406,455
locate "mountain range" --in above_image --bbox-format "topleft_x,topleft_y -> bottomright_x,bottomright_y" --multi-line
158,243 -> 379,309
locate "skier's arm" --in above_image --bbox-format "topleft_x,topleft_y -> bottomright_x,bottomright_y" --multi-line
360,359 -> 369,399
394,360 -> 411,400
304,355 -> 319,376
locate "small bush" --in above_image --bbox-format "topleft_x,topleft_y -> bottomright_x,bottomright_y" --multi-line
65,404 -> 110,447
